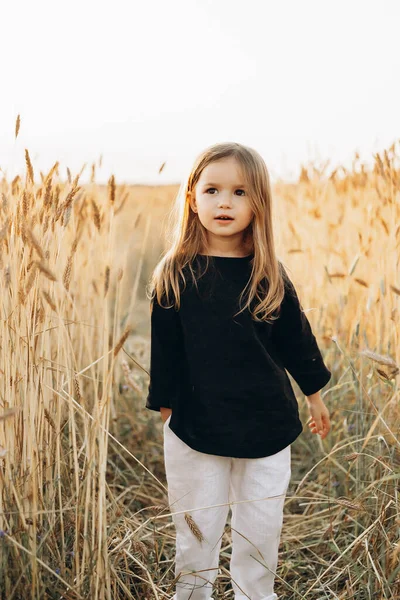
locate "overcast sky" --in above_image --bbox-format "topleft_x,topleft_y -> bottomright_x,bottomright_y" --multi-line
1,0 -> 399,185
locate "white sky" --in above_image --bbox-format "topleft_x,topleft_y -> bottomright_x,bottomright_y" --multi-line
1,0 -> 399,185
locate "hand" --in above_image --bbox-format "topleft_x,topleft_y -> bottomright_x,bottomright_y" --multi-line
160,407 -> 172,424
305,393 -> 331,440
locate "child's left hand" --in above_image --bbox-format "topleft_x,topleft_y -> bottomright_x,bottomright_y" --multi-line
305,393 -> 331,439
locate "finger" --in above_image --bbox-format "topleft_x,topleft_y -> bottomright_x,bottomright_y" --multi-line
320,421 -> 329,437
322,414 -> 331,433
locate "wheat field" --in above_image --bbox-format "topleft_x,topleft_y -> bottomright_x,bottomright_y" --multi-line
0,122 -> 399,599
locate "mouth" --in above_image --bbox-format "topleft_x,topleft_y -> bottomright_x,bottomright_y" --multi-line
215,216 -> 234,221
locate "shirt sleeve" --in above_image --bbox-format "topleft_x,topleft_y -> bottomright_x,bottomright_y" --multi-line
145,292 -> 183,412
270,267 -> 331,396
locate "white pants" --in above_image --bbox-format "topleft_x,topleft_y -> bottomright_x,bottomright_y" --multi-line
163,415 -> 291,600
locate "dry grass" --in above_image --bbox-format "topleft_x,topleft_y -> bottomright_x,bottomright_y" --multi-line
0,128 -> 399,599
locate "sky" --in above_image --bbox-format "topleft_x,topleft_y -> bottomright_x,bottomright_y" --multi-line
1,0 -> 399,185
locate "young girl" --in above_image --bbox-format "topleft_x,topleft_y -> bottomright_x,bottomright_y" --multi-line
145,142 -> 331,600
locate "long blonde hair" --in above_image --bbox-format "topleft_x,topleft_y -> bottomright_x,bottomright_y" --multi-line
147,141 -> 288,323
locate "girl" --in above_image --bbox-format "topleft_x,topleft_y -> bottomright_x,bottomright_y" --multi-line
145,142 -> 331,600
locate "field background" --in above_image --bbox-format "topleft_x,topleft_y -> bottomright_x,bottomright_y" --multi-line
0,143 -> 399,599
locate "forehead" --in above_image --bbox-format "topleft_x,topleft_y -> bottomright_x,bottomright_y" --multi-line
197,157 -> 246,186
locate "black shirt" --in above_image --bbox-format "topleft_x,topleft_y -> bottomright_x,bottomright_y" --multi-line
145,254 -> 331,458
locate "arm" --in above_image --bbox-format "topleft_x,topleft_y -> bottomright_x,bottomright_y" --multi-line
270,265 -> 331,397
145,292 -> 182,419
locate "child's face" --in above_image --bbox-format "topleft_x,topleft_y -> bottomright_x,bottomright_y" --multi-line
190,157 -> 254,249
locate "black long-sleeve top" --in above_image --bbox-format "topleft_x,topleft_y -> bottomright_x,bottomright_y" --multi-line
145,253 -> 331,458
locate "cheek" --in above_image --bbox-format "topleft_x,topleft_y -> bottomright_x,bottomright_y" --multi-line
242,205 -> 254,222
197,201 -> 213,218
195,207 -> 211,226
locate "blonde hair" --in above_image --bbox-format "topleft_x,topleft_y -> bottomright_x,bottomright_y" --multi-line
147,141 -> 288,323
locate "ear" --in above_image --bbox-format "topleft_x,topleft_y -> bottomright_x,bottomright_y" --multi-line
187,191 -> 197,213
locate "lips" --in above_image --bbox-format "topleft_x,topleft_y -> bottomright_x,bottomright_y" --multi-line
215,215 -> 234,220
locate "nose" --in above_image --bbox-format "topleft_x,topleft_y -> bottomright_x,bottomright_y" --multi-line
217,193 -> 233,208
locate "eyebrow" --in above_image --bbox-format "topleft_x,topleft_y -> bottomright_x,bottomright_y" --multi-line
202,182 -> 247,188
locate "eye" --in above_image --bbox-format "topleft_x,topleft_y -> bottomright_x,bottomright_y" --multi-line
205,188 -> 246,195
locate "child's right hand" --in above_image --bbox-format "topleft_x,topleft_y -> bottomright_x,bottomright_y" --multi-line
160,407 -> 172,423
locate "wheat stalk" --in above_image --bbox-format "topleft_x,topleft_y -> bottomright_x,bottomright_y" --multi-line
335,497 -> 366,512
184,513 -> 205,542
25,263 -> 38,296
359,348 -> 397,368
25,149 -> 34,184
91,197 -> 101,231
36,261 -> 57,282
15,114 -> 20,139
113,328 -> 132,357
24,227 -> 45,260
42,290 -> 57,312
104,265 -> 110,297
108,174 -> 116,204
63,255 -> 73,291
43,408 -> 56,431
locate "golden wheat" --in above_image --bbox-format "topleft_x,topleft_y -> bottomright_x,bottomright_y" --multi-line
0,131 -> 399,599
